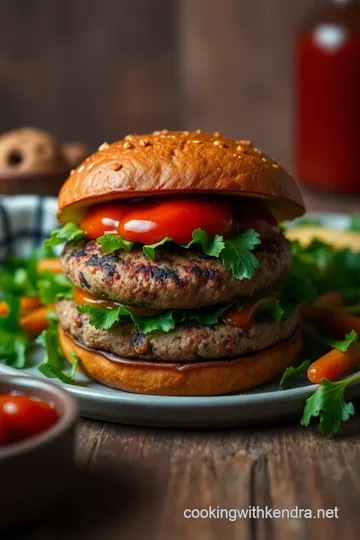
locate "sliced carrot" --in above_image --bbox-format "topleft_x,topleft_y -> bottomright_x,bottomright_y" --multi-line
314,291 -> 345,308
19,306 -> 52,338
0,301 -> 8,316
0,296 -> 43,317
37,259 -> 62,274
307,343 -> 360,383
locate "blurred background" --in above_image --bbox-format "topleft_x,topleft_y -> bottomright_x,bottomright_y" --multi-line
0,0 -> 359,209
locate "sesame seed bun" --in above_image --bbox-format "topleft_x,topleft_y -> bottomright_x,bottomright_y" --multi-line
58,326 -> 301,396
57,130 -> 305,223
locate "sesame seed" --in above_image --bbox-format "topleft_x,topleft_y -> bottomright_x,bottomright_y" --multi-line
153,130 -> 160,135
239,140 -> 252,146
70,169 -> 75,175
112,163 -> 122,171
160,129 -> 168,134
236,145 -> 243,152
124,134 -> 134,141
195,129 -> 202,134
272,163 -> 279,169
262,157 -> 267,162
233,153 -> 237,157
191,139 -> 202,144
98,142 -> 109,151
213,131 -> 221,137
123,141 -> 134,150
254,148 -> 261,154
139,139 -> 149,147
88,163 -> 95,171
77,164 -> 85,173
213,140 -> 228,148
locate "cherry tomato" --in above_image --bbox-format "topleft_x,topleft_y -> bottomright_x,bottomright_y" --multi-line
0,409 -> 8,447
0,394 -> 58,443
223,297 -> 275,327
119,197 -> 233,244
80,203 -> 129,240
233,199 -> 278,238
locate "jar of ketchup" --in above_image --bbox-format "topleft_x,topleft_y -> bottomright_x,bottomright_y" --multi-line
296,0 -> 360,192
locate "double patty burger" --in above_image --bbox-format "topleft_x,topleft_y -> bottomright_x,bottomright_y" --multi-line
53,130 -> 305,395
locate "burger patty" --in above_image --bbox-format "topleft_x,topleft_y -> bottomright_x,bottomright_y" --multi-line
61,234 -> 291,310
56,300 -> 299,363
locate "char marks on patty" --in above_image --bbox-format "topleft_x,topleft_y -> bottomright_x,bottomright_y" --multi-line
60,234 -> 292,310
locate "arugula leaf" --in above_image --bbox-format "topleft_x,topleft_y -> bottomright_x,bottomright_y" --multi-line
181,229 -> 225,257
36,271 -> 73,305
221,229 -> 261,280
77,304 -> 176,334
45,222 -> 85,247
0,296 -> 30,368
332,330 -> 358,352
301,374 -> 360,436
142,238 -> 173,260
37,318 -> 77,384
280,360 -> 310,389
97,234 -> 135,254
348,213 -> 360,232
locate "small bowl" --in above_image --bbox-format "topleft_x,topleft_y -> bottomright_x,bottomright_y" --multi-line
0,375 -> 78,527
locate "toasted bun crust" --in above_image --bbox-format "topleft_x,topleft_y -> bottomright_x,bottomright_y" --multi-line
59,326 -> 301,396
57,131 -> 305,223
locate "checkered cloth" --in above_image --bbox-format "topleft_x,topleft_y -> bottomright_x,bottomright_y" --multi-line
0,195 -> 58,262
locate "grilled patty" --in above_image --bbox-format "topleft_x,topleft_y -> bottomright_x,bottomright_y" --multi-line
61,234 -> 291,310
56,300 -> 299,363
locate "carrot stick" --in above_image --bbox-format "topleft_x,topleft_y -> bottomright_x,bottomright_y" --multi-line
324,311 -> 360,339
314,292 -> 345,308
307,343 -> 360,383
0,296 -> 43,317
19,306 -> 52,338
37,259 -> 62,274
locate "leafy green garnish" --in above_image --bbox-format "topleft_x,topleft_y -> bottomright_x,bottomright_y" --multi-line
142,238 -> 173,260
37,271 -> 73,305
0,296 -> 29,369
76,304 -> 176,334
256,299 -> 284,323
44,222 -> 85,247
96,228 -> 260,281
220,229 -> 261,280
37,317 -> 78,384
301,374 -> 360,436
332,330 -> 358,352
348,213 -> 360,232
97,234 -> 135,254
181,229 -> 225,257
280,360 -> 310,389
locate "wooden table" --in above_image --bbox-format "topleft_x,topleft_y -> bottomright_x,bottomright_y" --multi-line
11,190 -> 360,540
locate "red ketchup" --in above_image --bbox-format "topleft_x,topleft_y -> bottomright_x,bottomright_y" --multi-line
0,393 -> 58,447
80,196 -> 277,244
296,0 -> 360,192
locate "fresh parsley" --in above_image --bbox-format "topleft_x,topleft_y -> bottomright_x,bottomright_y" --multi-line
332,330 -> 358,352
220,229 -> 261,280
45,222 -> 85,247
280,360 -> 310,389
37,318 -> 78,384
97,234 -> 135,254
301,374 -> 360,436
37,271 -> 73,305
181,229 -> 225,257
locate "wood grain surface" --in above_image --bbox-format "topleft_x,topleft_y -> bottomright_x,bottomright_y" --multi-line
8,409 -> 360,540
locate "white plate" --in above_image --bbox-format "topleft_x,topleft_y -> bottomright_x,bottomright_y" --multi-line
1,205 -> 359,428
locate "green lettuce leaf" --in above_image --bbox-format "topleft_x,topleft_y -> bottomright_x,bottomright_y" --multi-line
142,238 -> 173,260
36,271 -> 73,305
45,222 -> 85,247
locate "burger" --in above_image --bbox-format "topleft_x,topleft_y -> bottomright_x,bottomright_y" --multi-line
49,130 -> 305,396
